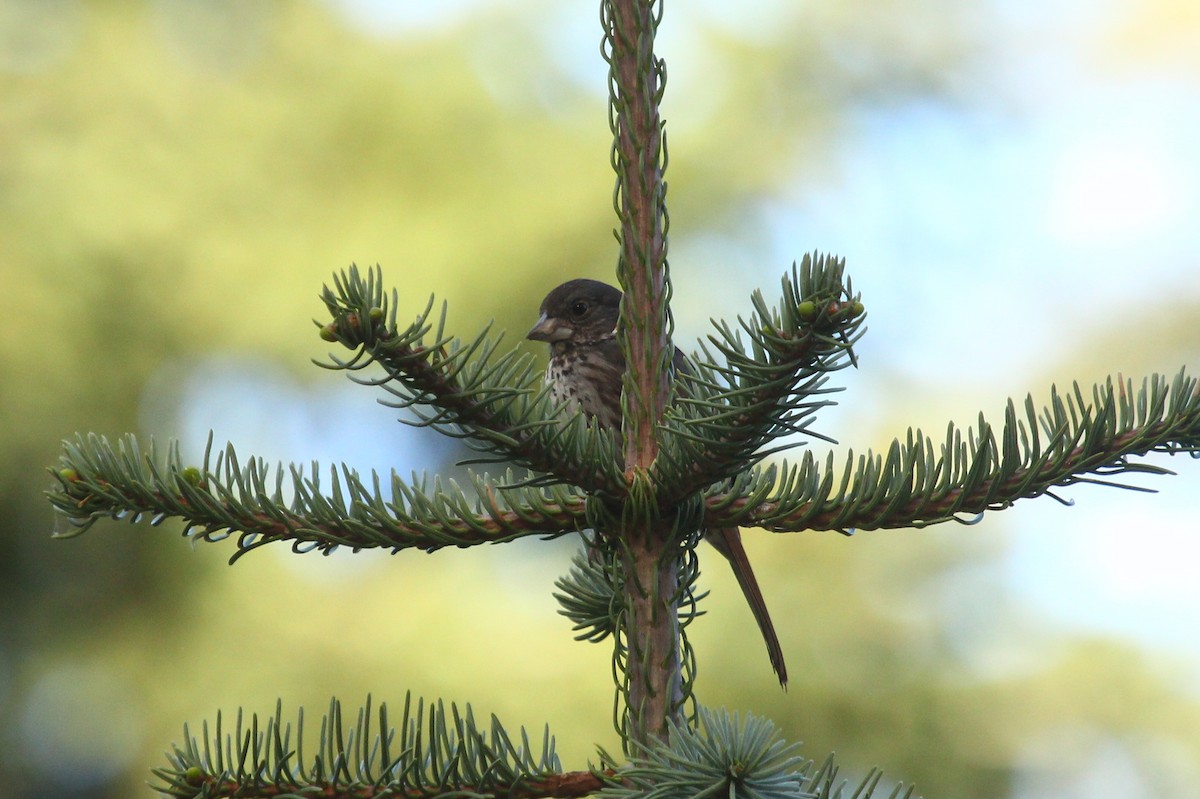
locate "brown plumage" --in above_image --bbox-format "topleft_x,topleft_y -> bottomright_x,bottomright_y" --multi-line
527,278 -> 788,687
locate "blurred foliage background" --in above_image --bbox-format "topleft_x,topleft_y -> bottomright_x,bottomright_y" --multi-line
2,1 -> 1198,797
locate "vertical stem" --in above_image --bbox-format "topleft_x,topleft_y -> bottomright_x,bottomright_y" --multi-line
607,0 -> 670,465
602,0 -> 682,749
618,514 -> 684,746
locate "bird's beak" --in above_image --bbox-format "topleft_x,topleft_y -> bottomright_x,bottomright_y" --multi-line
526,313 -> 573,342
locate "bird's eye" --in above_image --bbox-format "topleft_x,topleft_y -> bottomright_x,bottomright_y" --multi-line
569,300 -> 589,318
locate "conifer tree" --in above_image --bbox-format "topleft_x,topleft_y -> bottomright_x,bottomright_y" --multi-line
47,2 -> 1200,797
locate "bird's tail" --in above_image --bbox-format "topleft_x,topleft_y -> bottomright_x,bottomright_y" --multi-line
707,526 -> 788,687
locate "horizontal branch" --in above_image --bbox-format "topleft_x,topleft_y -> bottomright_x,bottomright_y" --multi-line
150,695 -> 608,799
184,770 -> 608,799
705,371 -> 1200,533
148,695 -> 901,799
47,370 -> 1199,556
48,434 -> 590,559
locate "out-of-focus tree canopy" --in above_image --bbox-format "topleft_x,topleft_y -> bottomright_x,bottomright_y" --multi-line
2,2 -> 1197,798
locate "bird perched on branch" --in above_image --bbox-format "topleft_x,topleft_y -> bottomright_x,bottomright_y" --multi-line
527,278 -> 787,686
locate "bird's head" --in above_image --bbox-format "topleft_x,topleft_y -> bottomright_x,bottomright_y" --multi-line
527,279 -> 622,347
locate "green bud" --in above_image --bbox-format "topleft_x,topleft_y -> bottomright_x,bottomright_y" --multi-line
184,766 -> 205,785
180,467 -> 202,486
58,467 -> 79,483
368,306 -> 384,322
319,323 -> 338,342
796,300 -> 817,320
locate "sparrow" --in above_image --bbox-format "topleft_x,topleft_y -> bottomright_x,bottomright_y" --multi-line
527,278 -> 787,686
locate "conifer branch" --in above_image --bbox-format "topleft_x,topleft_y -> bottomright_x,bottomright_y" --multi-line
704,371 -> 1200,533
597,708 -> 913,799
151,695 -> 601,799
604,0 -> 687,751
152,697 -> 904,799
607,0 -> 671,473
553,546 -> 709,643
48,434 -> 590,557
45,372 -> 1198,559
656,253 -> 864,504
317,265 -> 624,495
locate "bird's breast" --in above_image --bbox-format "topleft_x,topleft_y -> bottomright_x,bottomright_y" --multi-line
546,349 -> 623,431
